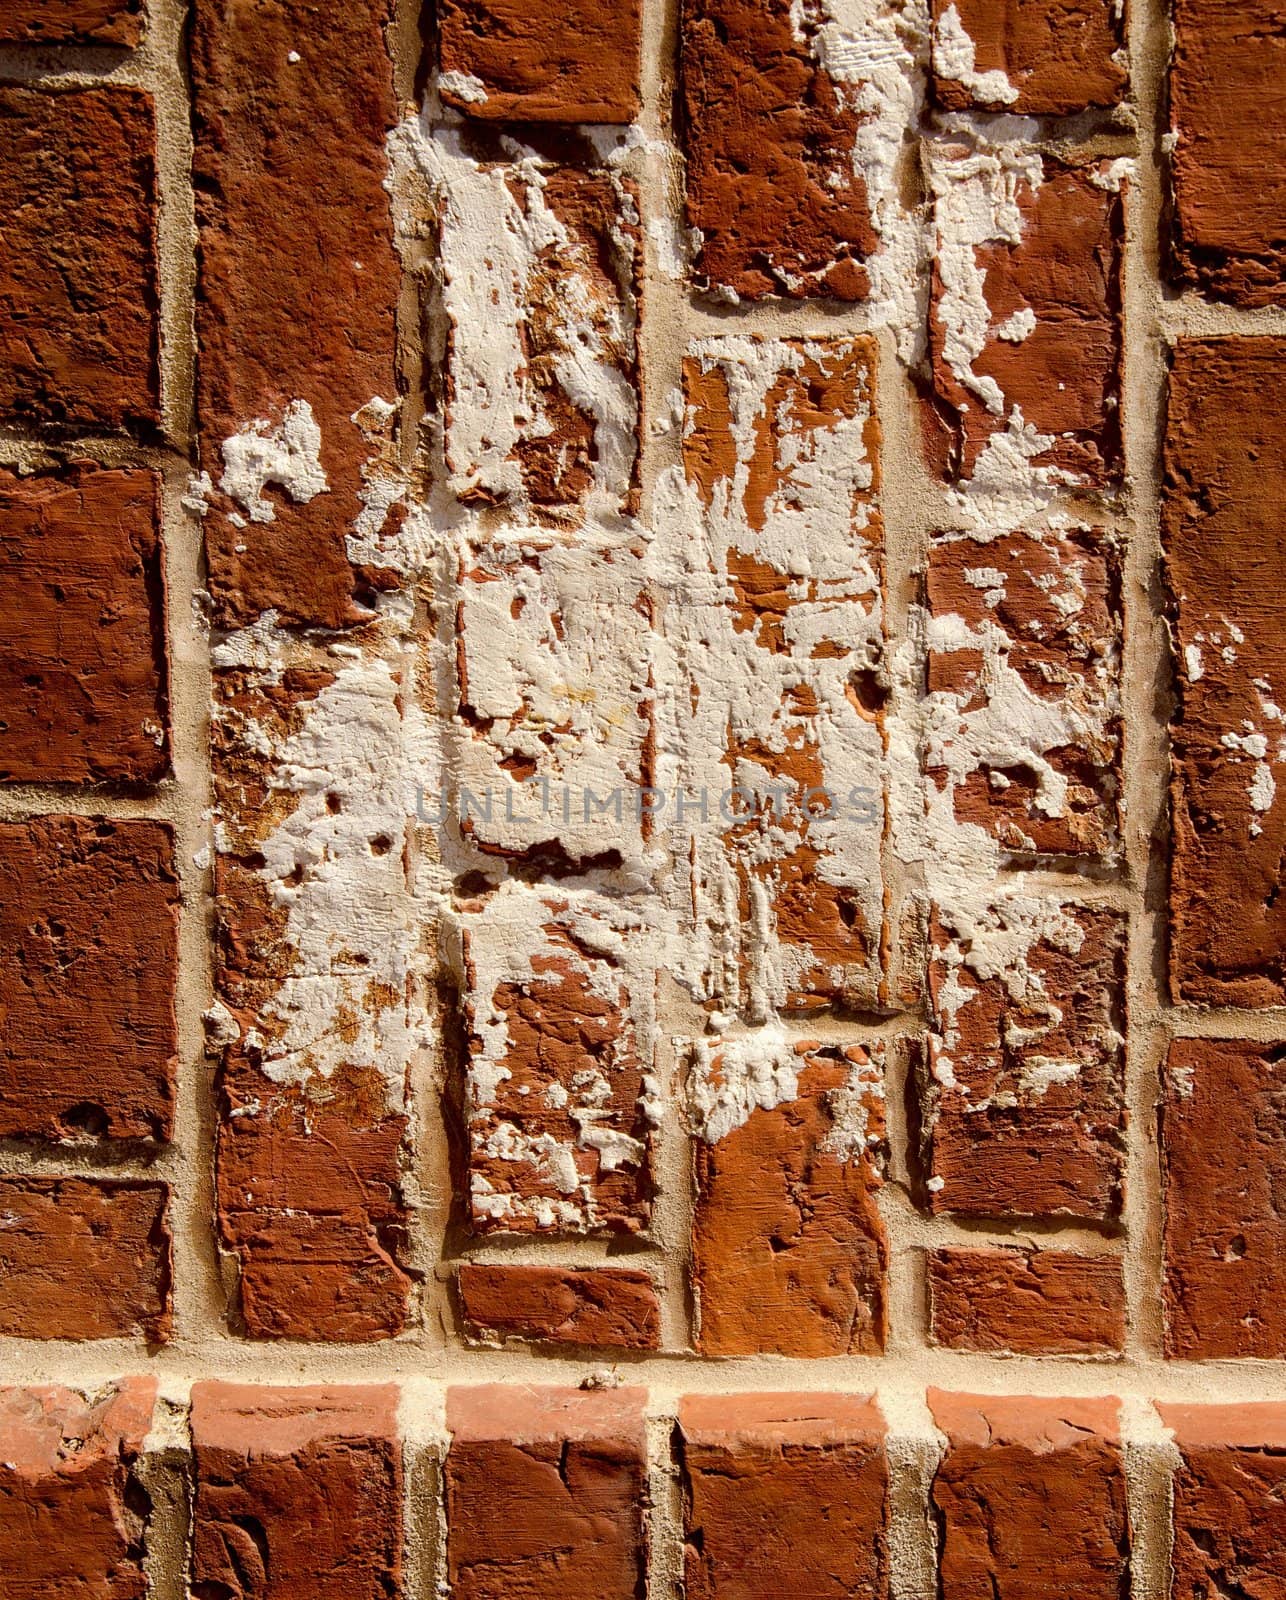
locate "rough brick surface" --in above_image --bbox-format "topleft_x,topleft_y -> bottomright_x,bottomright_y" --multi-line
930,0 -> 1126,114
927,146 -> 1125,490
922,901 -> 1126,1219
928,1247 -> 1125,1355
680,0 -> 879,300
0,1 -> 144,44
1164,338 -> 1286,1005
211,630 -> 421,1341
677,336 -> 887,1015
1168,0 -> 1286,306
690,1037 -> 886,1356
1162,1038 -> 1286,1360
1160,1403 -> 1286,1600
446,1386 -> 648,1600
0,1179 -> 170,1342
0,1379 -> 156,1600
455,886 -> 656,1236
0,469 -> 168,785
191,0 -> 402,628
437,0 -> 642,122
433,160 -> 641,523
680,1393 -> 888,1600
0,86 -> 157,433
458,1264 -> 661,1350
924,526 -> 1121,860
929,1392 -> 1128,1600
0,816 -> 178,1143
190,1383 -> 402,1600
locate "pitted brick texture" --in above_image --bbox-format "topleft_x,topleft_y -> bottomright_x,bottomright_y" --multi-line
930,0 -> 1126,114
457,1263 -> 661,1349
0,1 -> 144,45
928,1246 -> 1125,1355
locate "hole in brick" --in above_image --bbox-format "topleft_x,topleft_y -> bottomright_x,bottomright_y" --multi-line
848,665 -> 888,719
369,834 -> 393,855
63,1101 -> 109,1138
325,792 -> 343,813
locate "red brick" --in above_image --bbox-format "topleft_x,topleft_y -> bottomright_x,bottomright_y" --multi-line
1162,1038 -> 1286,1360
0,816 -> 178,1143
434,161 -> 641,522
1164,338 -> 1286,1005
1169,0 -> 1286,306
456,887 -> 656,1236
677,336 -> 887,1015
0,1 -> 143,44
457,1263 -> 661,1350
931,0 -> 1126,114
680,1393 -> 888,1600
0,87 -> 157,433
0,1179 -> 171,1342
922,900 -> 1126,1219
446,1385 -> 647,1600
191,0 -> 402,628
928,1246 -> 1125,1355
0,469 -> 168,785
0,1379 -> 156,1600
1159,1402 -> 1286,1600
690,1037 -> 886,1356
211,637 -> 418,1341
929,1391 -> 1128,1600
680,0 -> 879,300
927,146 -> 1125,488
437,0 -> 642,122
925,526 -> 1121,860
190,1383 -> 402,1600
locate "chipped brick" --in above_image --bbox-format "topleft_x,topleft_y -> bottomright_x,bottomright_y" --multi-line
446,1385 -> 648,1600
928,1246 -> 1126,1355
0,0 -> 144,44
930,0 -> 1126,115
1164,337 -> 1286,1005
690,1036 -> 886,1356
922,900 -> 1126,1220
437,0 -> 642,122
680,1393 -> 888,1600
0,1379 -> 156,1600
930,1391 -> 1129,1600
1162,1038 -> 1286,1360
0,86 -> 157,433
0,1179 -> 170,1342
458,1263 -> 661,1350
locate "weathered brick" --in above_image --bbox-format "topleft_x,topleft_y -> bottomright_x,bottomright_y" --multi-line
0,87 -> 157,433
450,538 -> 654,875
190,1383 -> 402,1600
458,1263 -> 661,1349
211,623 -> 425,1340
927,145 -> 1125,491
930,0 -> 1126,114
0,469 -> 167,785
675,335 -> 887,1017
1159,1402 -> 1286,1600
921,899 -> 1126,1219
1169,0 -> 1286,306
432,156 -> 641,522
0,1 -> 144,44
446,1385 -> 648,1600
928,1246 -> 1125,1355
680,0 -> 884,300
0,1179 -> 170,1342
191,0 -> 402,628
1162,1038 -> 1286,1360
0,816 -> 178,1143
929,1391 -> 1128,1600
680,1393 -> 888,1600
437,0 -> 642,122
925,526 -> 1121,860
690,1036 -> 886,1356
453,886 -> 656,1235
0,1379 -> 156,1600
1164,338 -> 1286,1005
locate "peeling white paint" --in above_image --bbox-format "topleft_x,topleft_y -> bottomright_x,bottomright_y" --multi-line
219,399 -> 329,524
933,3 -> 1019,105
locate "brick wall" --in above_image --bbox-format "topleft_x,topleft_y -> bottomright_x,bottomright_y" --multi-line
0,0 -> 1284,1595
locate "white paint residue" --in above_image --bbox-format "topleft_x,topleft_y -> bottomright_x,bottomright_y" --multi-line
689,1032 -> 802,1143
992,307 -> 1036,343
1183,643 -> 1204,682
1090,157 -> 1134,192
219,399 -> 329,524
439,69 -> 489,104
933,3 -> 1019,105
